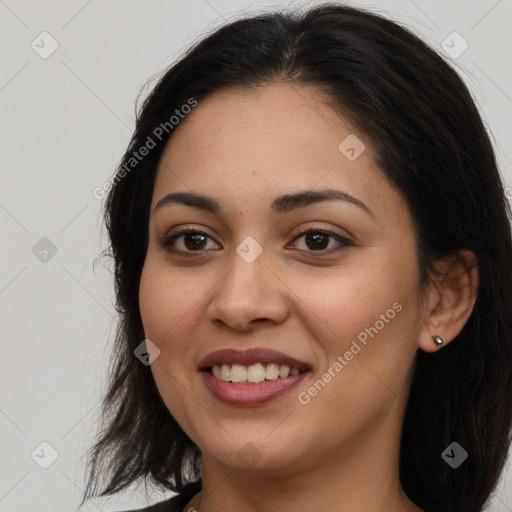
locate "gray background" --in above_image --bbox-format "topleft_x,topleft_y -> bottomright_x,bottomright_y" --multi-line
1,0 -> 511,511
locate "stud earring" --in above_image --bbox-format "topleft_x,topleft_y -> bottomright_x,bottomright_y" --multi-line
432,334 -> 444,346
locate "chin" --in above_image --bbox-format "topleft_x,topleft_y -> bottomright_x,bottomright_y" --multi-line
199,431 -> 308,473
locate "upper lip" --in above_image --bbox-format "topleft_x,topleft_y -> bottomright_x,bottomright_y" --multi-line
197,347 -> 311,371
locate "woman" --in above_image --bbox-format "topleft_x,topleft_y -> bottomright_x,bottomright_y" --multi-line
81,3 -> 512,512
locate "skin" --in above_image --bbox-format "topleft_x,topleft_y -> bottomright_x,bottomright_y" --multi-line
138,82 -> 478,512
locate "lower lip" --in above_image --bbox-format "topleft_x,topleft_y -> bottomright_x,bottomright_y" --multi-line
201,370 -> 309,406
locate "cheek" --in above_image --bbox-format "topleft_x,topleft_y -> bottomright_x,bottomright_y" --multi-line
303,256 -> 413,344
301,249 -> 420,395
139,266 -> 174,343
294,280 -> 418,443
138,263 -> 202,429
138,262 -> 202,348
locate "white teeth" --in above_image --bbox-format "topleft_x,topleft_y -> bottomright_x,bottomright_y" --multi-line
265,363 -> 279,380
221,364 -> 231,381
247,363 -> 266,383
230,364 -> 247,383
278,365 -> 290,378
210,362 -> 303,383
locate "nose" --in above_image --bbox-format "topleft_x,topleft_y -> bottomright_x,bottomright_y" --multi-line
206,247 -> 289,332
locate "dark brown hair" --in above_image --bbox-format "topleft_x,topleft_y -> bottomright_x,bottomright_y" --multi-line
81,4 -> 512,511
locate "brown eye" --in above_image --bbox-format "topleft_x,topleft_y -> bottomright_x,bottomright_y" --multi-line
303,232 -> 330,250
160,230 -> 220,254
289,229 -> 352,254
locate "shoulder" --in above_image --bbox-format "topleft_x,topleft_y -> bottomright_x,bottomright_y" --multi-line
114,479 -> 202,512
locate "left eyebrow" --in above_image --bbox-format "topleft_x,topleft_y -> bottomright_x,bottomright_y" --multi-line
153,187 -> 375,220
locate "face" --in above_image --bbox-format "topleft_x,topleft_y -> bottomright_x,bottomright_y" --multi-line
139,83 -> 426,475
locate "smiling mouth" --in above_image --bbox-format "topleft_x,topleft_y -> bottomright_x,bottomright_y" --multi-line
198,348 -> 312,404
206,362 -> 307,384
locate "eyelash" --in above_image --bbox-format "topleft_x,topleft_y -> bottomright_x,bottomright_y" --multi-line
158,227 -> 353,256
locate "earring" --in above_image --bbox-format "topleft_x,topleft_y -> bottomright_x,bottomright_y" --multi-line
432,334 -> 444,346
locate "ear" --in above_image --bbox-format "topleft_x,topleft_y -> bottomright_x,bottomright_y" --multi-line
418,249 -> 479,353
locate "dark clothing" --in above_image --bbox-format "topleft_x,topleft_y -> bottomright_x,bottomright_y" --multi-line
118,479 -> 202,512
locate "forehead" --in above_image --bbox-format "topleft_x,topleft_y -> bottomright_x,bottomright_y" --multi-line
152,83 -> 404,222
